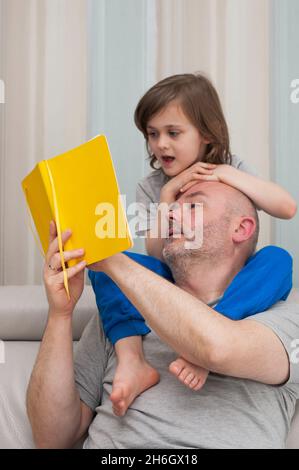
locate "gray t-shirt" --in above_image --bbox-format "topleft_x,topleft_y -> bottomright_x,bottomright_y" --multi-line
74,300 -> 299,449
136,155 -> 255,235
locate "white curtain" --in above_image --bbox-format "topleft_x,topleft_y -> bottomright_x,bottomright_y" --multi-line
0,0 -> 87,284
0,0 -> 157,284
271,0 -> 299,287
86,0 -> 157,256
0,0 -> 275,284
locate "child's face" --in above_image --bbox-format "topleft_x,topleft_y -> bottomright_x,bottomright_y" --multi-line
146,101 -> 209,177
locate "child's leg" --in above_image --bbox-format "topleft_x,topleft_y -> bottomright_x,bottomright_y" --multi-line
168,357 -> 209,391
110,336 -> 160,417
88,253 -> 172,415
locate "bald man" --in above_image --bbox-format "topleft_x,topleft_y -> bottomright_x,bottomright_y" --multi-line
27,182 -> 299,449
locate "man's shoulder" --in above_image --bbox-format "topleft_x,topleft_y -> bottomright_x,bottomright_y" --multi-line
246,299 -> 299,329
244,299 -> 299,362
251,299 -> 298,317
246,299 -> 299,389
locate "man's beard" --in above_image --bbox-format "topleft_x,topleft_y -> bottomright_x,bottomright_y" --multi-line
163,218 -> 231,285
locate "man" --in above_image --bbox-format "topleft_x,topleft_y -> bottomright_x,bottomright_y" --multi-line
26,182 -> 299,449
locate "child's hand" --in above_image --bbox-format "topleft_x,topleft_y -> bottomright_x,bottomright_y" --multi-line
160,162 -> 217,202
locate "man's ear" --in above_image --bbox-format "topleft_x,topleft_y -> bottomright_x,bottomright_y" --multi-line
232,217 -> 256,243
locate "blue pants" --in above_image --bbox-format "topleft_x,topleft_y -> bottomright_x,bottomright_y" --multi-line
88,246 -> 292,345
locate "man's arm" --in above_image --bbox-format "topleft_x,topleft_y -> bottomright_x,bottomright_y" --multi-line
26,315 -> 94,448
26,222 -> 93,448
90,253 -> 289,385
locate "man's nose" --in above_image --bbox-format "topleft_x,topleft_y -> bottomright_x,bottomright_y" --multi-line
168,203 -> 182,222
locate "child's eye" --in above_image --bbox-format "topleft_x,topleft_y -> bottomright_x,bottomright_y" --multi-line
148,132 -> 157,138
169,131 -> 179,137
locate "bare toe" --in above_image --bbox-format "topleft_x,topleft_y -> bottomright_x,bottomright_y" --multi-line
169,357 -> 209,391
169,358 -> 186,377
189,376 -> 199,387
184,373 -> 195,385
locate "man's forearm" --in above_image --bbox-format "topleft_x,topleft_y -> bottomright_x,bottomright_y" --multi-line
103,254 -> 230,369
26,314 -> 81,448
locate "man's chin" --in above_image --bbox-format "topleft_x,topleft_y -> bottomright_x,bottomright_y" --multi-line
162,237 -> 185,259
162,238 -> 197,283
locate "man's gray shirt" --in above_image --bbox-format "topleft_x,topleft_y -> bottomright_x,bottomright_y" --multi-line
74,301 -> 299,449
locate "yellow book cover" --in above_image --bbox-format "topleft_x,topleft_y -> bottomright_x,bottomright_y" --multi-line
22,135 -> 133,269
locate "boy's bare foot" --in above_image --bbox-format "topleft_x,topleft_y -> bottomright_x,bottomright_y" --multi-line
110,358 -> 160,417
169,357 -> 209,391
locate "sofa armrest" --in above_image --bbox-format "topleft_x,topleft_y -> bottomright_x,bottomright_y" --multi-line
0,285 -> 98,340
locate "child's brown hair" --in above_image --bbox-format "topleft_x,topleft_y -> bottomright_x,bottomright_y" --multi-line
134,73 -> 232,169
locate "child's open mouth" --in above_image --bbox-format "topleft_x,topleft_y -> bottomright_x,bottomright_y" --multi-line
161,156 -> 175,166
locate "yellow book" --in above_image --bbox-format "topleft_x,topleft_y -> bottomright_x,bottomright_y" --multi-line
22,135 -> 133,295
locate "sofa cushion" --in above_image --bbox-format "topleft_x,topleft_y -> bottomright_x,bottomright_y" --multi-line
0,342 -> 39,448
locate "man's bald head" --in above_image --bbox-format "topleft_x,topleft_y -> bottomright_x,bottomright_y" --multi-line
180,181 -> 259,256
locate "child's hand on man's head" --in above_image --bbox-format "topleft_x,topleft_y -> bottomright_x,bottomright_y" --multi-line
181,164 -> 236,192
160,161 -> 218,201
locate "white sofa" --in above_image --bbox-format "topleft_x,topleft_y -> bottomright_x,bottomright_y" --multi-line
0,285 -> 298,449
